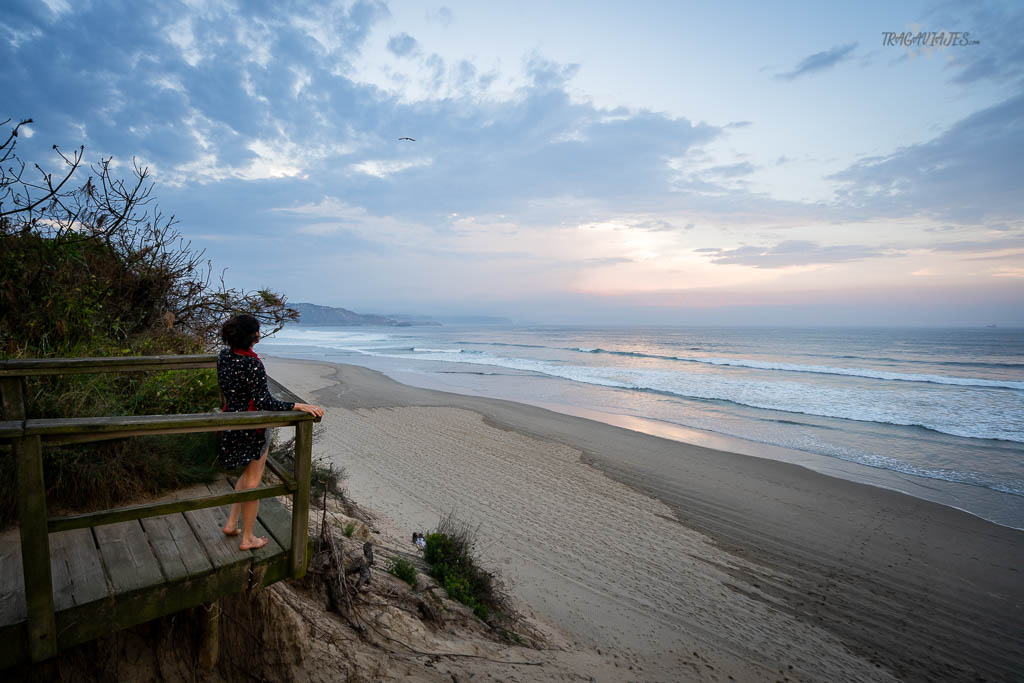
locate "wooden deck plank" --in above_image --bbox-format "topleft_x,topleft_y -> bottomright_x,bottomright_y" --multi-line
192,480 -> 250,571
212,477 -> 288,560
0,530 -> 26,627
49,528 -> 108,612
257,498 -> 293,551
187,480 -> 285,567
52,562 -> 253,661
140,514 -> 212,583
93,521 -> 164,594
184,502 -> 252,572
250,517 -> 283,565
0,622 -> 27,670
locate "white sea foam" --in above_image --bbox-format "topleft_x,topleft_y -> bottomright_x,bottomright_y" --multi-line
567,347 -> 1024,389
386,350 -> 1024,443
674,356 -> 1024,389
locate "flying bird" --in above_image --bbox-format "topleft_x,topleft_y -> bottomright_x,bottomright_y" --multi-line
398,137 -> 416,141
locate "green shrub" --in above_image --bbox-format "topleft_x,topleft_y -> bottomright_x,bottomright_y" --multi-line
422,513 -> 504,623
391,558 -> 418,587
343,521 -> 357,538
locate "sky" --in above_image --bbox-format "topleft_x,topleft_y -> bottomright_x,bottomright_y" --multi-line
3,0 -> 1023,325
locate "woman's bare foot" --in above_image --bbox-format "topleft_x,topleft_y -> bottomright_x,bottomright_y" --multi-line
240,536 -> 268,551
222,525 -> 240,537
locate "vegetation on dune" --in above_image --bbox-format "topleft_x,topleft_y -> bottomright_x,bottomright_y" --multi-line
423,512 -> 509,623
0,117 -> 298,525
390,557 -> 418,587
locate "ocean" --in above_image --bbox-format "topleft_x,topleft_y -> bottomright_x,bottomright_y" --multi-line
258,325 -> 1024,529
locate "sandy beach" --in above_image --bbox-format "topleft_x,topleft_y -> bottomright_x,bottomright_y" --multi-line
265,356 -> 1024,682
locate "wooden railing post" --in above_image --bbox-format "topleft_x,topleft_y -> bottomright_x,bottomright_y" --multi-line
289,419 -> 312,579
4,375 -> 58,661
16,434 -> 57,661
0,376 -> 25,422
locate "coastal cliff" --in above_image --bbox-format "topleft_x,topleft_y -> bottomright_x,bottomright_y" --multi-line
292,303 -> 439,327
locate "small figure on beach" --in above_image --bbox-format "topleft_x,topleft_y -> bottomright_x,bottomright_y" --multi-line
412,532 -> 426,549
217,313 -> 324,550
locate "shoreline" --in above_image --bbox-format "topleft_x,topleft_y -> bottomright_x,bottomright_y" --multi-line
262,346 -> 1024,530
525,400 -> 1024,531
266,355 -> 1024,682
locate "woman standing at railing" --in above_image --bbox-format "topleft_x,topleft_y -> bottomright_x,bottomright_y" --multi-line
218,314 -> 324,550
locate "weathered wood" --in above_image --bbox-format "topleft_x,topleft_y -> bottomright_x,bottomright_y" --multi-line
0,376 -> 26,422
0,355 -> 217,377
15,434 -> 57,662
141,514 -> 213,583
0,356 -> 316,670
291,420 -> 313,579
0,530 -> 26,627
0,421 -> 24,440
265,454 -> 297,492
49,483 -> 290,533
249,518 -> 284,567
257,498 -> 293,552
51,562 -> 253,663
266,376 -> 305,404
253,498 -> 302,587
0,622 -> 27,671
48,529 -> 108,612
200,479 -> 285,573
184,504 -> 253,573
94,521 -> 164,594
197,600 -> 220,672
26,410 -> 318,446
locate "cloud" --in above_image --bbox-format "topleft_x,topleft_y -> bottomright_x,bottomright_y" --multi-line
350,157 -> 433,178
387,32 -> 419,58
775,43 -> 857,81
829,92 -> 1024,223
0,0 -> 831,239
705,240 -> 893,268
525,53 -> 580,90
582,257 -> 633,266
14,0 -> 1021,323
630,219 -> 676,231
704,162 -> 755,178
427,6 -> 454,27
930,237 -> 1024,252
931,2 -> 1024,86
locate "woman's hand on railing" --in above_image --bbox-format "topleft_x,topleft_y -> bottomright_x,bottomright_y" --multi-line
293,403 -> 324,418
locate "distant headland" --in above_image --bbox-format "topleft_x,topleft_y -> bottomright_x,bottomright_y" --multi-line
291,302 -> 511,327
291,302 -> 435,326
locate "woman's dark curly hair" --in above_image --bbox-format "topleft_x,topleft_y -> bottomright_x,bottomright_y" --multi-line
221,314 -> 261,349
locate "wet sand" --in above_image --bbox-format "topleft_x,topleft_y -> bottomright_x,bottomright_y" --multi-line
266,356 -> 1024,682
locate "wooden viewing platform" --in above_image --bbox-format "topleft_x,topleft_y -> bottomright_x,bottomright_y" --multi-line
0,355 -> 320,669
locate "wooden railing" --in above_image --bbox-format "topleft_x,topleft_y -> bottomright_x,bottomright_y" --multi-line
0,355 -> 319,663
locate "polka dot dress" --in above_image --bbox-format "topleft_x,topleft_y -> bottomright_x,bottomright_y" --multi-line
217,347 -> 295,469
